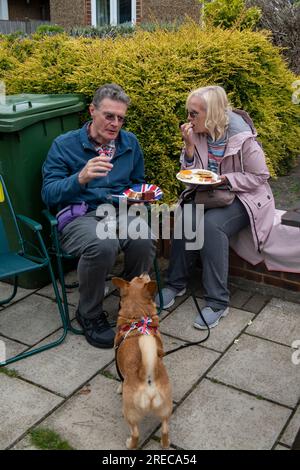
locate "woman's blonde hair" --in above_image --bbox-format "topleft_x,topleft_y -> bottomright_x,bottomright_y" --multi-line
187,85 -> 231,141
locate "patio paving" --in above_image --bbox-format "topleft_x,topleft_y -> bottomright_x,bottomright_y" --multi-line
0,270 -> 299,451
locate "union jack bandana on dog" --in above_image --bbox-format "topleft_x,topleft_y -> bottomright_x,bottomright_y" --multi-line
121,316 -> 158,340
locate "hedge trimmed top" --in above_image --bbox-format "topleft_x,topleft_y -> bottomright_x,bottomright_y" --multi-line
0,22 -> 299,202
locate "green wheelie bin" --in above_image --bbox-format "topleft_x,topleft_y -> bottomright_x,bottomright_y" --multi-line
0,93 -> 85,288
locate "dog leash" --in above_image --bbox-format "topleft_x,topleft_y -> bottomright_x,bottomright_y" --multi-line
163,288 -> 210,357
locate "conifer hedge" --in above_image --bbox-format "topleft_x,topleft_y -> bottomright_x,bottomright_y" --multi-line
0,23 -> 299,202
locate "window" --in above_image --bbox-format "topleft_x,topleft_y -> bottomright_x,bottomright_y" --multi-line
0,0 -> 8,20
92,0 -> 136,26
95,0 -> 110,26
118,0 -> 132,24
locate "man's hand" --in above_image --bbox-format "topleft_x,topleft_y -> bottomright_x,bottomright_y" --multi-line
78,154 -> 113,185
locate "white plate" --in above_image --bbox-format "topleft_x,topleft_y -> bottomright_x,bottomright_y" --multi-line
176,169 -> 221,185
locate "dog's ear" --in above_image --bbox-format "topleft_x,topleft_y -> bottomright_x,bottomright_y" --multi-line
112,277 -> 129,291
144,280 -> 157,297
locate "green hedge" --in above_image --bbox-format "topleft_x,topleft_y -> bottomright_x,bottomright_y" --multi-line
0,23 -> 299,202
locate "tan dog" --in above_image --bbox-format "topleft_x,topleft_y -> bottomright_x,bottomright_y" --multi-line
112,274 -> 173,450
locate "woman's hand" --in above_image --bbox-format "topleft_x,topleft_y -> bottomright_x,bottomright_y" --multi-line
180,123 -> 194,158
78,154 -> 113,185
213,175 -> 229,187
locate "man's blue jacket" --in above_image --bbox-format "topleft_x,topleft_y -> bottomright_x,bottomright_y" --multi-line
41,123 -> 145,210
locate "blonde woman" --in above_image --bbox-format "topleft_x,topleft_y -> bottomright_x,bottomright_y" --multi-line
157,85 -> 275,329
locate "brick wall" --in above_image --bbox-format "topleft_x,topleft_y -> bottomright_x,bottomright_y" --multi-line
136,0 -> 142,23
50,0 -> 86,28
53,1 -> 141,27
140,0 -> 201,23
84,0 -> 92,25
229,250 -> 300,292
8,0 -> 50,21
159,240 -> 300,292
158,217 -> 300,293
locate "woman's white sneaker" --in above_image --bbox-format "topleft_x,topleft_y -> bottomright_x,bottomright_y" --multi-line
155,287 -> 187,309
193,306 -> 229,330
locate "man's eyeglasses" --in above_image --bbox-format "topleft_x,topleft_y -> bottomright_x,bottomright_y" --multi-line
103,112 -> 126,124
187,110 -> 199,118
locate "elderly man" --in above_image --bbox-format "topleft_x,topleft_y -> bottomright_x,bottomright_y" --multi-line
42,84 -> 155,349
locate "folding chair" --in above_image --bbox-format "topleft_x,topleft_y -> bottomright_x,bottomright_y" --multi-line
42,209 -> 83,335
0,174 -> 67,366
42,206 -> 164,327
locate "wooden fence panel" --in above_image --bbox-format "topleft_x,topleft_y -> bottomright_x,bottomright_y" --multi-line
0,20 -> 49,34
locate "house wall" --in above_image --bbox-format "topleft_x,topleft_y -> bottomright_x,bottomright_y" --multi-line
8,0 -> 50,20
50,0 -> 199,29
84,0 -> 142,26
50,0 -> 87,28
140,0 -> 201,23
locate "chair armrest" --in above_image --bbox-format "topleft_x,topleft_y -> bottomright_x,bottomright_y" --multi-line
16,214 -> 42,232
42,209 -> 58,227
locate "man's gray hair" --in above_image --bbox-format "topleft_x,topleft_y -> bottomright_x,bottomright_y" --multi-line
92,83 -> 130,108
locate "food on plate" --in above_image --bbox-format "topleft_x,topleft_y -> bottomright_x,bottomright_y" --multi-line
142,190 -> 155,201
195,170 -> 215,183
179,170 -> 193,179
126,190 -> 155,201
127,190 -> 142,199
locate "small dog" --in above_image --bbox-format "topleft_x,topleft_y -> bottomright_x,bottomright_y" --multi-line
112,274 -> 173,450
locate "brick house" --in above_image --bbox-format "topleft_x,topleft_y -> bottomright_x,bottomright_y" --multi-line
0,1 -> 201,29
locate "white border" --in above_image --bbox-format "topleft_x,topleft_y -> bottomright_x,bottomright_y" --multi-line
131,0 -> 136,24
91,0 -> 97,26
110,0 -> 117,25
0,0 -> 9,20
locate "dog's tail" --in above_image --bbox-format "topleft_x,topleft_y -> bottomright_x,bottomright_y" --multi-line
138,335 -> 157,386
137,335 -> 164,410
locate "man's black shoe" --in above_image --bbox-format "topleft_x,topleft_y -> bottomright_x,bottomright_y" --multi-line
76,310 -> 115,349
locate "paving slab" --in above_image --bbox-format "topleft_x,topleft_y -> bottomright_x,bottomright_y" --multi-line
160,297 -> 254,352
246,298 -> 300,346
0,374 -> 62,450
280,406 -> 300,447
7,327 -> 115,397
11,435 -> 38,450
104,334 -> 220,403
208,334 -> 300,408
166,378 -> 291,450
0,335 -> 28,363
38,374 -> 160,450
0,294 -> 65,345
230,289 -> 253,309
0,282 -> 35,306
37,270 -> 115,307
242,294 -> 269,314
275,444 -> 290,450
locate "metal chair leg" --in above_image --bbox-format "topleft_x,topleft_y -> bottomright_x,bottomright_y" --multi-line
0,276 -> 18,305
0,261 -> 68,367
54,251 -> 83,335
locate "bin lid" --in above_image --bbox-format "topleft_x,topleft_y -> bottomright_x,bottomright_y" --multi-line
0,94 -> 85,132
